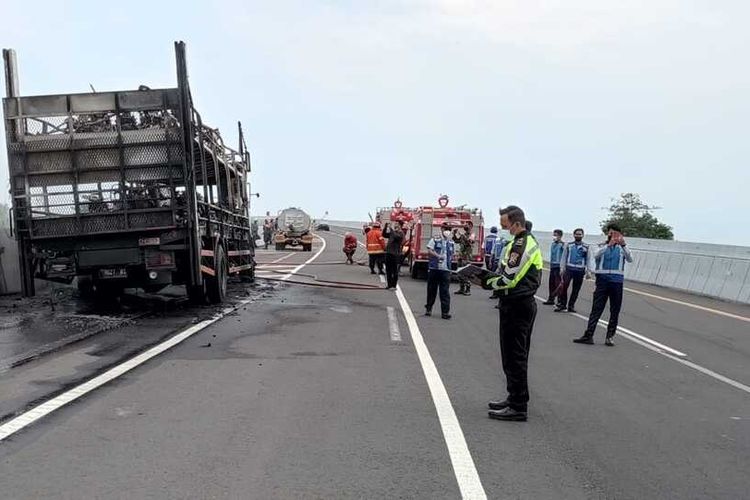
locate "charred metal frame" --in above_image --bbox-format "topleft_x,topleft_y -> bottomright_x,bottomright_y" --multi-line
2,42 -> 254,297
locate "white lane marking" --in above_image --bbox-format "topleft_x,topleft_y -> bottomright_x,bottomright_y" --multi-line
395,285 -> 487,499
668,355 -> 750,395
0,314 -> 222,442
623,286 -> 750,324
281,234 -> 326,281
270,252 -> 296,264
0,237 -> 329,443
535,295 -> 687,357
386,306 -> 402,342
535,296 -> 750,395
543,266 -> 750,324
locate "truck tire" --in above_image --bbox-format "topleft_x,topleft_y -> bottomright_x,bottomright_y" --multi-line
77,276 -> 95,299
303,244 -> 312,252
275,243 -> 285,251
206,245 -> 227,304
93,281 -> 124,303
187,283 -> 206,304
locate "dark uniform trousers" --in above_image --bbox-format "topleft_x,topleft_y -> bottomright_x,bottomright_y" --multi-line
369,254 -> 384,273
558,269 -> 584,309
547,265 -> 562,300
385,254 -> 400,288
498,295 -> 537,412
426,269 -> 451,315
584,277 -> 624,338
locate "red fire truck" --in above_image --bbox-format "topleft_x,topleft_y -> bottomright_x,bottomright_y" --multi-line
406,195 -> 485,279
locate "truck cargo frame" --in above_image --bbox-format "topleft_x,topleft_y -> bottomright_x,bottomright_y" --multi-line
2,42 -> 254,302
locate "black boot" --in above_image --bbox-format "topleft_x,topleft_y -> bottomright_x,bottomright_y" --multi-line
488,400 -> 510,410
488,407 -> 527,421
573,334 -> 594,345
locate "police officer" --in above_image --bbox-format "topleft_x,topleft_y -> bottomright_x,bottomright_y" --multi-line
574,224 -> 633,346
543,229 -> 565,305
481,205 -> 542,422
555,228 -> 590,313
425,222 -> 454,319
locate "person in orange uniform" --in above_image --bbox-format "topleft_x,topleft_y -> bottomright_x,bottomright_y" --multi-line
343,232 -> 358,264
366,222 -> 386,275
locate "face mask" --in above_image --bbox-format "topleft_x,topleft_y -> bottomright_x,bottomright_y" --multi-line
443,231 -> 452,239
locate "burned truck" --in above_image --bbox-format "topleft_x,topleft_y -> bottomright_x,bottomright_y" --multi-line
2,42 -> 255,303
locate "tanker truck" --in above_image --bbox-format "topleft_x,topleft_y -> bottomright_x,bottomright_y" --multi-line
274,208 -> 313,251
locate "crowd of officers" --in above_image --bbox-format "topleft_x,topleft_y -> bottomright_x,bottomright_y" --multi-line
347,206 -> 633,423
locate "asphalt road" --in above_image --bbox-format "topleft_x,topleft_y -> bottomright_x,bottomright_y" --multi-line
0,230 -> 748,499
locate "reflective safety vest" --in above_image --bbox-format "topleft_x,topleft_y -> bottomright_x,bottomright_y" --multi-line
487,231 -> 542,298
366,229 -> 385,254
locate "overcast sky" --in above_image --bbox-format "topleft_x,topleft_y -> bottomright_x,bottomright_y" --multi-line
2,1 -> 748,244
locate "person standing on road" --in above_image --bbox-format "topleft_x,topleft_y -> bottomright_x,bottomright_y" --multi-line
262,221 -> 273,250
483,226 -> 499,269
543,229 -> 565,305
453,222 -> 475,296
425,222 -> 454,319
383,221 -> 405,289
366,222 -> 386,275
251,219 -> 259,244
480,206 -> 542,422
555,228 -> 590,313
574,224 -> 633,347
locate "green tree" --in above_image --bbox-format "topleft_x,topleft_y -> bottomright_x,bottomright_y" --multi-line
601,193 -> 674,239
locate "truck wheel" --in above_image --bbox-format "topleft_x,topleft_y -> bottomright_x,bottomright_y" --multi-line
187,283 -> 206,304
275,243 -> 285,251
93,282 -> 124,303
410,259 -> 419,279
77,276 -> 95,299
303,244 -> 312,252
206,245 -> 227,304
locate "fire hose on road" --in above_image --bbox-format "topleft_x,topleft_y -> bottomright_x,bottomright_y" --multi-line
255,269 -> 386,290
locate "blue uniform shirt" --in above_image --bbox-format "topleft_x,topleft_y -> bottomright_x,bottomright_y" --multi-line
550,240 -> 564,268
427,237 -> 454,271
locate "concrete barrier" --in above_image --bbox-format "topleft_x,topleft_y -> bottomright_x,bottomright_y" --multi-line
326,220 -> 750,304
528,231 -> 750,304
